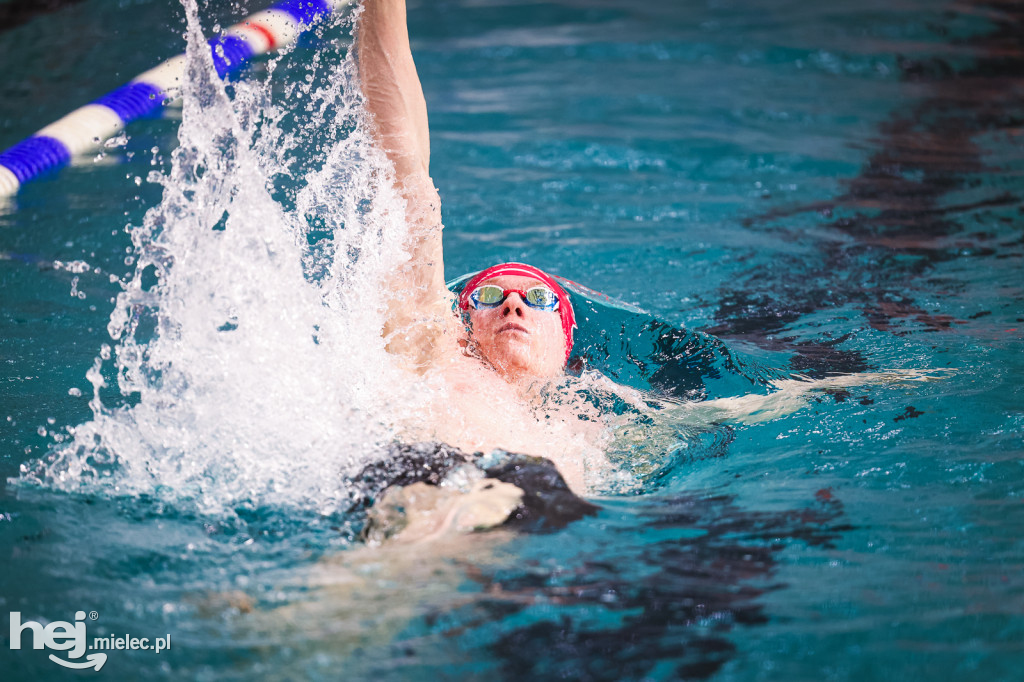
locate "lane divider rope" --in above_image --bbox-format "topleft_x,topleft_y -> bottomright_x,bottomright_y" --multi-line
0,0 -> 354,197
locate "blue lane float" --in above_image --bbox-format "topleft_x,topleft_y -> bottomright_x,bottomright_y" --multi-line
0,0 -> 354,197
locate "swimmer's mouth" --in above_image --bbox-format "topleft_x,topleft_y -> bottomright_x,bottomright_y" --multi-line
497,323 -> 530,334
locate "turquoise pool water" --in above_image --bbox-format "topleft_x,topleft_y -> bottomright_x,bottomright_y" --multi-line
2,0 -> 1022,679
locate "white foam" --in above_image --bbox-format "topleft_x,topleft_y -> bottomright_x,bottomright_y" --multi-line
18,0 -> 413,516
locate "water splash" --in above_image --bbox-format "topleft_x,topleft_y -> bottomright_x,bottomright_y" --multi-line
11,1 -> 942,512
16,0 -> 415,515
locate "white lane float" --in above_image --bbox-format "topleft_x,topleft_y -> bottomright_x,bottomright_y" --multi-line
0,0 -> 354,197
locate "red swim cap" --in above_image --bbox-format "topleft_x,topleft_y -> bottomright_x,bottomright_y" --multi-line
457,262 -> 577,363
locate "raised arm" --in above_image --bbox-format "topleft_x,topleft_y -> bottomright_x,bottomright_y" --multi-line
357,0 -> 453,365
358,0 -> 430,183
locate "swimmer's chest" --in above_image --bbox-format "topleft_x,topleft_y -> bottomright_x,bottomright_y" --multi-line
435,357 -> 598,457
441,356 -> 528,416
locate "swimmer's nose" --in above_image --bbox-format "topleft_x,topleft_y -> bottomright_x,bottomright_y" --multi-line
502,293 -> 526,317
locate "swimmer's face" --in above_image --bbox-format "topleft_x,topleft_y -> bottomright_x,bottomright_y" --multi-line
466,275 -> 567,380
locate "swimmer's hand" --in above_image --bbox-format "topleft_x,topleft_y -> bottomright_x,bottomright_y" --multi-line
363,478 -> 524,545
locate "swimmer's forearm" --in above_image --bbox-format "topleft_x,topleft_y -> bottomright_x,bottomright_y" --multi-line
358,0 -> 453,363
357,0 -> 431,181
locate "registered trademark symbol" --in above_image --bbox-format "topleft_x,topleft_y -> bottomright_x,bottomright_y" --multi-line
89,611 -> 99,621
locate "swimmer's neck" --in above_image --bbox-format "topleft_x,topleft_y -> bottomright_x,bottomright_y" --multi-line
463,344 -> 561,391
502,366 -> 552,389
491,363 -> 566,399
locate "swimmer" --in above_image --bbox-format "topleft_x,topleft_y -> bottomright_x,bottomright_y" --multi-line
358,0 -> 573,380
357,0 -> 607,492
355,0 -> 943,501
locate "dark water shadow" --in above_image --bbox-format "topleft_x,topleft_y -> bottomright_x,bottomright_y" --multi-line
0,0 -> 86,32
423,488 -> 851,681
704,0 -> 1024,374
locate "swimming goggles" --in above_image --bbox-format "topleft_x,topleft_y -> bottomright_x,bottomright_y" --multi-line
468,285 -> 560,311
